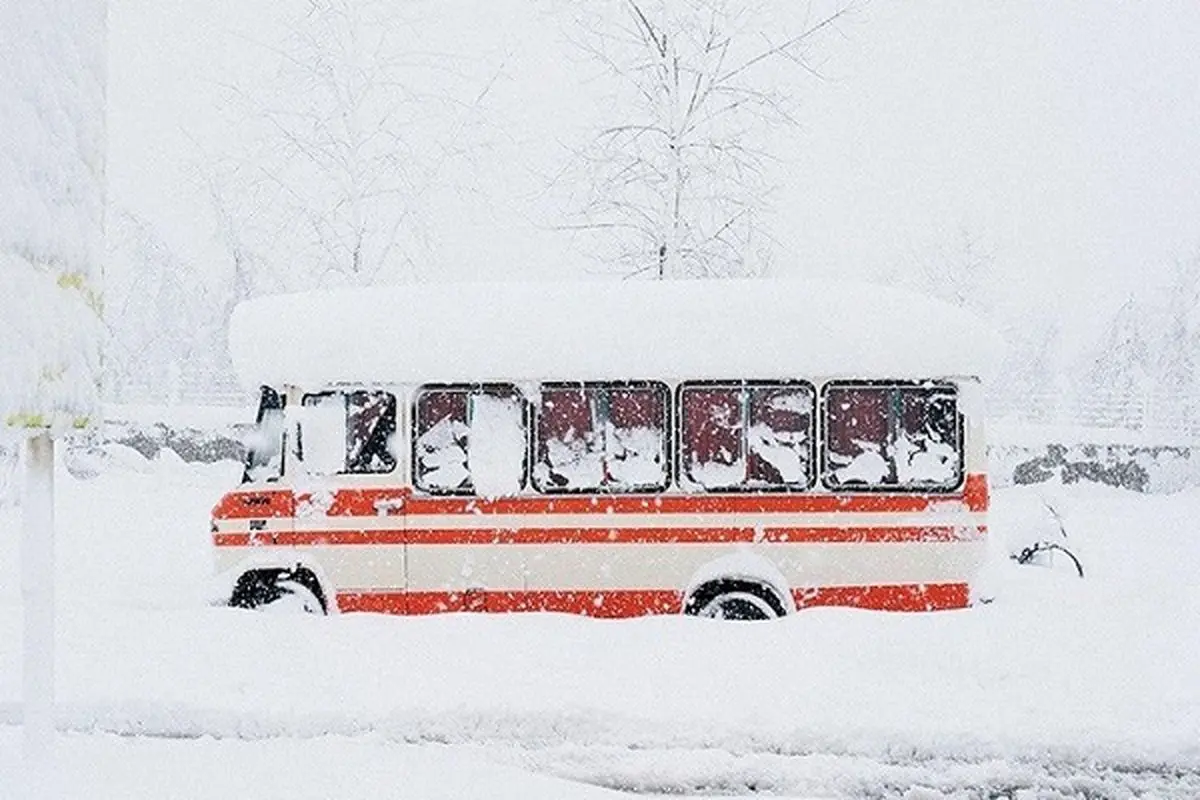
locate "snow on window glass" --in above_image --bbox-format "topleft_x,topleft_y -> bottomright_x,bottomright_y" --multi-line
467,391 -> 526,498
415,390 -> 470,491
747,387 -> 812,486
824,383 -> 961,490
681,387 -> 745,489
415,385 -> 526,496
534,384 -> 668,493
894,389 -> 959,485
535,387 -> 604,490
681,383 -> 813,491
604,388 -> 668,489
298,393 -> 350,476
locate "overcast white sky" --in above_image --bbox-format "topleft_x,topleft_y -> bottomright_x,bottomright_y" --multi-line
779,2 -> 1200,312
108,0 -> 1200,348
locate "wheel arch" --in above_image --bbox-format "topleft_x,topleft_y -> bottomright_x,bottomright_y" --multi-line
682,550 -> 796,617
220,553 -> 336,614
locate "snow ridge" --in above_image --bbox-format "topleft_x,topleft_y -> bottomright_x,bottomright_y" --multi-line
1,703 -> 1196,798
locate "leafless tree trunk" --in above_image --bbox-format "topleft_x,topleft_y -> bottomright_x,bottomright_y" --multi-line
555,0 -> 855,279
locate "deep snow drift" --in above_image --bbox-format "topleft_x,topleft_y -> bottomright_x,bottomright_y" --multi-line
0,455 -> 1198,798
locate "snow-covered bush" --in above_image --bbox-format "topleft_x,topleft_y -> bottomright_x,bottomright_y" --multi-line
994,441 -> 1200,493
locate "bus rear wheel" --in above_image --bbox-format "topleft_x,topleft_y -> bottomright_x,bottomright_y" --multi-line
684,579 -> 787,621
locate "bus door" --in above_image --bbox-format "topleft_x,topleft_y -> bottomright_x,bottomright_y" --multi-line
231,385 -> 295,542
292,389 -> 406,613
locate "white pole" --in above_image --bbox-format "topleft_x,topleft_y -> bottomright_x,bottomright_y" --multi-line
21,431 -> 56,795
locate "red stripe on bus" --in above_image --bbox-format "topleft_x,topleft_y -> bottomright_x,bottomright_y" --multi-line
793,582 -> 970,611
963,473 -> 989,512
211,475 -> 989,522
405,526 -> 978,545
213,525 -> 984,548
211,490 -> 295,520
337,590 -> 682,616
334,583 -> 970,616
406,474 -> 989,516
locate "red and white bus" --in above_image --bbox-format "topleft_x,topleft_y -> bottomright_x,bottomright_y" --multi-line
212,280 -> 1000,619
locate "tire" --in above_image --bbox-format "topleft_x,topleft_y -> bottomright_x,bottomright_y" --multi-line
684,579 -> 787,621
229,569 -> 328,615
263,579 -> 324,614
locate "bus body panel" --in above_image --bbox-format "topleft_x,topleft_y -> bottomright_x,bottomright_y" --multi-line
214,445 -> 989,618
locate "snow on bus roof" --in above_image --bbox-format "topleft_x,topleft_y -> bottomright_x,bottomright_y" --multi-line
229,279 -> 1004,389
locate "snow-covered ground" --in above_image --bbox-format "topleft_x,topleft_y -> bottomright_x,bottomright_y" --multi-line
1,457 -> 1198,798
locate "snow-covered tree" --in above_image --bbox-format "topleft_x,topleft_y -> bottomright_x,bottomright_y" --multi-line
106,209 -> 236,404
993,315 -> 1063,423
0,0 -> 107,790
555,0 -> 854,279
1,3 -> 107,429
211,0 -> 495,290
1142,253 -> 1200,435
1081,295 -> 1153,429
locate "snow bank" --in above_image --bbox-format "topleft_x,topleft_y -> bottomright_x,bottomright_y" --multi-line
229,280 -> 1006,389
0,728 -> 627,800
1,470 -> 1197,797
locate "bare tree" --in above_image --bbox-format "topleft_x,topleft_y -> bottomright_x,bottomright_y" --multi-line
887,226 -> 997,316
917,228 -> 996,313
1081,294 -> 1153,429
213,0 -> 495,290
554,0 -> 854,279
1146,251 -> 1200,435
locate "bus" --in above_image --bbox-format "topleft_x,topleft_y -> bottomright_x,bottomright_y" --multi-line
211,279 -> 1001,619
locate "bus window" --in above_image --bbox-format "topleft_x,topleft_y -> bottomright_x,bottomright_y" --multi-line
747,386 -> 814,487
534,382 -> 669,493
346,391 -> 398,473
242,385 -> 286,483
823,382 -> 961,490
680,382 -> 814,491
605,386 -> 668,489
414,390 -> 470,491
680,387 -> 744,489
413,384 -> 526,496
299,390 -> 397,476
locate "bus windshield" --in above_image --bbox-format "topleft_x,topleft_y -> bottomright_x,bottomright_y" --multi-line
242,386 -> 285,483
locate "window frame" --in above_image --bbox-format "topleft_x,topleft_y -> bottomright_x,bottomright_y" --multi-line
675,379 -> 817,494
819,379 -> 964,494
410,382 -> 530,496
298,388 -> 399,476
532,380 -> 672,495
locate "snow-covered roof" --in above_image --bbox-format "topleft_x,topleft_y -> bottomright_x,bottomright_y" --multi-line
229,279 -> 1005,389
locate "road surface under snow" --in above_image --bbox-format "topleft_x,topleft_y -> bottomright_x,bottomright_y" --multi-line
0,455 -> 1198,798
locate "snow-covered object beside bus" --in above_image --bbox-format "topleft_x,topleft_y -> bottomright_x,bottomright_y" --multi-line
213,280 -> 996,619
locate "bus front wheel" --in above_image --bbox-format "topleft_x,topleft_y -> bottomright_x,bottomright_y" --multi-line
229,568 -> 328,615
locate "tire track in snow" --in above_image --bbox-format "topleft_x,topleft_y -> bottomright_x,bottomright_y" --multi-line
2,702 -> 1198,798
